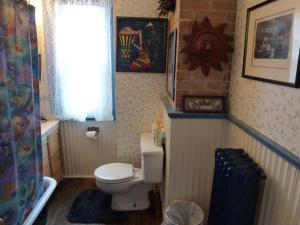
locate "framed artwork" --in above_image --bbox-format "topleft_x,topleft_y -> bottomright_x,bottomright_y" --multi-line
183,96 -> 225,113
243,0 -> 300,87
116,17 -> 168,73
166,29 -> 177,100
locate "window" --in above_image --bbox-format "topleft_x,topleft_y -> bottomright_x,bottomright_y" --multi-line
44,0 -> 113,121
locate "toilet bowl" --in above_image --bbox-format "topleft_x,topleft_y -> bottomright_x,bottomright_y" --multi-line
94,133 -> 164,211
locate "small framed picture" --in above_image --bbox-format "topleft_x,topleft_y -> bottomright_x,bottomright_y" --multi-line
166,29 -> 177,100
243,0 -> 300,87
183,96 -> 225,113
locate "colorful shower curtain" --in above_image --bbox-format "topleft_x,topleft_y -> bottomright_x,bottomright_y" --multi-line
0,1 -> 43,224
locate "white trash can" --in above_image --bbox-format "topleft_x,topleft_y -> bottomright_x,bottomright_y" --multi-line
162,201 -> 204,225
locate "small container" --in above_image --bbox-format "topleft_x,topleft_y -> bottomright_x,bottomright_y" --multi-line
163,201 -> 204,225
152,120 -> 164,147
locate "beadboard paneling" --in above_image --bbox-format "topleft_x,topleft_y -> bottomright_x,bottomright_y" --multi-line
163,111 -> 228,223
163,105 -> 300,225
60,121 -> 117,177
226,122 -> 300,225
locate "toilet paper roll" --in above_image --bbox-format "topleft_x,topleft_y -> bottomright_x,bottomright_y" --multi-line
86,131 -> 97,140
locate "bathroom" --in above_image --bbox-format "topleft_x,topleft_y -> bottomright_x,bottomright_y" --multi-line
0,0 -> 300,224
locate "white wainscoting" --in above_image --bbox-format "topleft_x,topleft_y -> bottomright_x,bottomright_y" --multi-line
163,110 -> 300,225
226,122 -> 300,225
60,121 -> 117,178
162,111 -> 228,223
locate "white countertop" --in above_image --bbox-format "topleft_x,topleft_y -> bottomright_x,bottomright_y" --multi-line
41,120 -> 59,138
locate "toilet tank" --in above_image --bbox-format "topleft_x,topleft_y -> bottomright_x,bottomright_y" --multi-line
140,133 -> 164,184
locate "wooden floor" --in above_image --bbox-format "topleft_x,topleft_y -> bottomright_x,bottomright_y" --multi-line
46,179 -> 163,225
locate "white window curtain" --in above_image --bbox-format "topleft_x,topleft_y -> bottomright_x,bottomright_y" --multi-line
43,0 -> 113,121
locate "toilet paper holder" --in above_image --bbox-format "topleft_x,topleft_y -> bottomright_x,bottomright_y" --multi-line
87,127 -> 100,135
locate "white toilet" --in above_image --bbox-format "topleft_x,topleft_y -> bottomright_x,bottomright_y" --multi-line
94,133 -> 164,211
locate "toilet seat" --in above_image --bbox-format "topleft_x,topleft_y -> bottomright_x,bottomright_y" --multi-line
94,163 -> 134,184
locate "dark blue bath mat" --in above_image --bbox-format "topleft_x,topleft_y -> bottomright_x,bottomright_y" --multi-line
67,189 -> 128,224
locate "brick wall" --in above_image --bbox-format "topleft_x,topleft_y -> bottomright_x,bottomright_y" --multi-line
169,0 -> 237,110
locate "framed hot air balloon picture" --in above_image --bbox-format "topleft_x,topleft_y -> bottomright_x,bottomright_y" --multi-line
116,17 -> 168,73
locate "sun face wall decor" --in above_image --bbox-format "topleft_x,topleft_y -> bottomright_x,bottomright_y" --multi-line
180,17 -> 234,76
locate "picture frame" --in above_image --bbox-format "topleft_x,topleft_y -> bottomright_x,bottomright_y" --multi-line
116,17 -> 168,73
242,0 -> 300,87
183,96 -> 225,113
166,29 -> 177,100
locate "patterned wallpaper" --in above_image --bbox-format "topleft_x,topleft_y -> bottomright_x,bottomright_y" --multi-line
113,0 -> 166,166
115,74 -> 165,166
229,0 -> 300,157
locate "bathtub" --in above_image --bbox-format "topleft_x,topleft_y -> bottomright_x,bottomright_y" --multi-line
22,177 -> 57,225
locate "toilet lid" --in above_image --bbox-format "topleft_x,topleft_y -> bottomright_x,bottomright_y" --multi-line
94,163 -> 134,182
